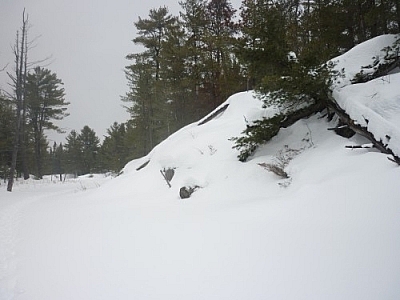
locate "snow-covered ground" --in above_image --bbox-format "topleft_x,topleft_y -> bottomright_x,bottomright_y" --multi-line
1,36 -> 400,299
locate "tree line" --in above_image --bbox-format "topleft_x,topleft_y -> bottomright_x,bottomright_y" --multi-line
1,1 -> 399,190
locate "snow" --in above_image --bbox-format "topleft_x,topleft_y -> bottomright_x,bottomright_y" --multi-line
1,38 -> 400,299
331,34 -> 400,157
333,73 -> 400,155
332,34 -> 399,88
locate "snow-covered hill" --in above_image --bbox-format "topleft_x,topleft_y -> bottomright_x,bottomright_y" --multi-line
1,36 -> 400,300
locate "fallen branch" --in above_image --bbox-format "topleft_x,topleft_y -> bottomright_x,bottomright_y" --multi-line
345,144 -> 374,149
280,101 -> 325,128
258,162 -> 289,179
327,125 -> 349,130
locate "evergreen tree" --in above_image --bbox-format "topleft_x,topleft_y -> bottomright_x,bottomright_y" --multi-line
49,142 -> 64,181
202,0 -> 243,109
0,94 -> 14,181
233,0 -> 340,161
25,66 -> 69,179
125,7 -> 179,153
340,0 -> 399,45
64,130 -> 82,177
133,6 -> 178,81
298,1 -> 350,64
179,0 -> 211,118
237,0 -> 289,87
77,126 -> 100,175
99,122 -> 130,173
160,14 -> 196,130
124,54 -> 156,156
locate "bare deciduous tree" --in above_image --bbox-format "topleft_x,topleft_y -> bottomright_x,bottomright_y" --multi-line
7,9 -> 29,192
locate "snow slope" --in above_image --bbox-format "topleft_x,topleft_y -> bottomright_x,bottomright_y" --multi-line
0,36 -> 400,299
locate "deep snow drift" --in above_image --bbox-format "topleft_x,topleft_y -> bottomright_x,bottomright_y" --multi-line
1,35 -> 400,300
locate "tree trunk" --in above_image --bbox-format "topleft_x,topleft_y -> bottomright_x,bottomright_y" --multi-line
7,10 -> 28,191
34,133 -> 43,179
7,124 -> 20,191
396,1 -> 400,31
21,28 -> 29,180
327,93 -> 400,164
280,100 -> 326,128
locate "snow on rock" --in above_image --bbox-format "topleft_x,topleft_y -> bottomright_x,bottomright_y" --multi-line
333,73 -> 400,155
332,34 -> 399,87
122,90 -> 275,190
331,34 -> 400,157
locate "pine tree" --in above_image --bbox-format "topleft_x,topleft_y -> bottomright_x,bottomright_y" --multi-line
0,94 -> 14,181
124,54 -> 156,155
179,0 -> 210,118
64,130 -> 82,177
25,66 -> 69,179
179,0 -> 245,116
125,7 -> 179,153
49,142 -> 64,181
160,14 -> 196,130
77,126 -> 100,175
237,0 -> 289,87
202,0 -> 243,109
99,122 -> 130,173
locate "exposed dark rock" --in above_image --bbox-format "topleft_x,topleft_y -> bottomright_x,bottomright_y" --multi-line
164,168 -> 175,182
179,186 -> 200,199
136,160 -> 150,171
333,121 -> 356,138
198,104 -> 229,125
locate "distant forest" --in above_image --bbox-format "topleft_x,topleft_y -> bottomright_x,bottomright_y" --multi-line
1,0 -> 399,188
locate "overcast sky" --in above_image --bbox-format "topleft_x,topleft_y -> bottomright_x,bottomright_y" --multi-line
0,0 -> 242,144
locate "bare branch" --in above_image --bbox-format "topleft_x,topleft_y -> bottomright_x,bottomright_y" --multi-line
0,63 -> 8,72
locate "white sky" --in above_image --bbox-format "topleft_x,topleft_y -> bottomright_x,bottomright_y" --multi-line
0,0 -> 242,144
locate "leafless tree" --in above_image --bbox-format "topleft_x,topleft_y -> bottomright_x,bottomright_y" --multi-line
7,9 -> 29,191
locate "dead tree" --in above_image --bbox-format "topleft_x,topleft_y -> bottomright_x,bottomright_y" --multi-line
7,9 -> 29,191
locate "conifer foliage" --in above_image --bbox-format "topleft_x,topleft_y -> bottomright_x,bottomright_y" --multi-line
25,67 -> 69,179
123,0 -> 247,160
232,0 -> 400,161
